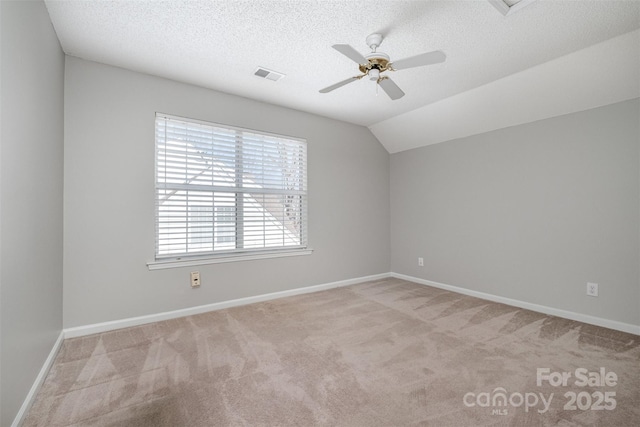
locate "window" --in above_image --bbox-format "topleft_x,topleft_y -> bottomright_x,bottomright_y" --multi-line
154,114 -> 307,262
214,206 -> 235,244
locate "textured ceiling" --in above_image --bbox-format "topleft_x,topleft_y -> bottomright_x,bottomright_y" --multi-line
44,0 -> 640,150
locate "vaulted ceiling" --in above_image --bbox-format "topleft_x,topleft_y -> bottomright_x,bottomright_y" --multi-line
44,0 -> 640,152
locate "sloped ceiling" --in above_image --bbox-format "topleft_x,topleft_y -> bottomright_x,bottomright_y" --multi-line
372,30 -> 640,152
44,0 -> 640,152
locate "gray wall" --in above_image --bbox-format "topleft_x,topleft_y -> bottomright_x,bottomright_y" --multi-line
0,1 -> 65,425
391,99 -> 640,326
63,57 -> 390,328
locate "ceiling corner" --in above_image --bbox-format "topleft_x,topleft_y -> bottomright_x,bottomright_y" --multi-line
488,0 -> 538,17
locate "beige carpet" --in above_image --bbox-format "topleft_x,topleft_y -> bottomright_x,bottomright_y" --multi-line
24,278 -> 640,426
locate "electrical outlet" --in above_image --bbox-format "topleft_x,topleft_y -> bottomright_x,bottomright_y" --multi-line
586,282 -> 598,297
418,257 -> 424,267
190,271 -> 201,288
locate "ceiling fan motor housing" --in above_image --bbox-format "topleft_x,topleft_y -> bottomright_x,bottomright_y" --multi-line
360,52 -> 391,75
360,34 -> 391,76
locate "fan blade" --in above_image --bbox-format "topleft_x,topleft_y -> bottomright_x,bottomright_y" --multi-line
378,77 -> 405,100
319,76 -> 361,93
332,44 -> 368,64
391,50 -> 446,70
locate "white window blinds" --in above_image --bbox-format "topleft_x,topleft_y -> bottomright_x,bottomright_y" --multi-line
155,114 -> 308,260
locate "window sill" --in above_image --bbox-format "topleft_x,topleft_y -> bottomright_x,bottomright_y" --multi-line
147,248 -> 313,270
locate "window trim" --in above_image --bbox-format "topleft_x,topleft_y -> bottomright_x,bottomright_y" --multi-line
147,248 -> 314,270
152,113 -> 309,267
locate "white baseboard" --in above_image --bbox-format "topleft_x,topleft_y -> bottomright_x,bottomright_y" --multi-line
391,272 -> 640,336
65,271 -> 639,338
11,331 -> 65,427
64,272 -> 391,339
14,271 -> 638,426
13,273 -> 390,425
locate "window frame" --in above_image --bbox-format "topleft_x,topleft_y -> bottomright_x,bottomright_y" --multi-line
148,113 -> 311,270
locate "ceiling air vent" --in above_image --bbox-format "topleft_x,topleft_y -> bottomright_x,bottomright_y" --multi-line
254,67 -> 285,82
488,0 -> 537,16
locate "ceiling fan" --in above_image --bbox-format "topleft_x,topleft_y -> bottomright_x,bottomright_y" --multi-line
319,33 -> 446,100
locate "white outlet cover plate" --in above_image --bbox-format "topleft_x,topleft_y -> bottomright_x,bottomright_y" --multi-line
191,271 -> 201,287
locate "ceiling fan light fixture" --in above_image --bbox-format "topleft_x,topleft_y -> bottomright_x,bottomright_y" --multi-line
320,32 -> 445,101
